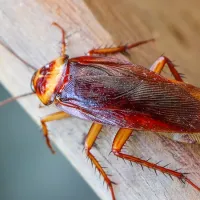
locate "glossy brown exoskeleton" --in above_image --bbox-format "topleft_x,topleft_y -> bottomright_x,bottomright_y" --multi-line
1,23 -> 200,200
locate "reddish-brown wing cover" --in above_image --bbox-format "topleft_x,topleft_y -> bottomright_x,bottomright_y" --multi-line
56,56 -> 200,133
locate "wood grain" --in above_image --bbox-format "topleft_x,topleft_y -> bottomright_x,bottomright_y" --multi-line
0,1 -> 200,200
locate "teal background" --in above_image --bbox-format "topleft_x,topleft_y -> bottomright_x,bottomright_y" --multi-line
0,84 -> 99,200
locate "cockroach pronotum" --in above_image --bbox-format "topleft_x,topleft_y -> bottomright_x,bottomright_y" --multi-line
0,23 -> 200,200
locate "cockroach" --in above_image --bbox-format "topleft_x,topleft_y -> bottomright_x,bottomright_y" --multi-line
0,22 -> 200,200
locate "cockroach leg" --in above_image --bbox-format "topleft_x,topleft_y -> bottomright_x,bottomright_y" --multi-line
150,56 -> 183,81
85,123 -> 116,200
112,128 -> 200,192
41,111 -> 70,154
52,22 -> 67,56
87,38 -> 155,56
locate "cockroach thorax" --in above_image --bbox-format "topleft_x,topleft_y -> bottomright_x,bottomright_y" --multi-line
31,55 -> 69,105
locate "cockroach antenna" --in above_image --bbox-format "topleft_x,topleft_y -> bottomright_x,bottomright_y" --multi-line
0,38 -> 37,106
0,39 -> 37,71
0,92 -> 34,107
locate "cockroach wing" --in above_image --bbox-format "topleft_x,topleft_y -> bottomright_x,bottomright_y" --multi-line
56,61 -> 200,134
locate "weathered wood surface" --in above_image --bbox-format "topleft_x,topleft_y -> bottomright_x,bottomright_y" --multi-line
0,0 -> 200,200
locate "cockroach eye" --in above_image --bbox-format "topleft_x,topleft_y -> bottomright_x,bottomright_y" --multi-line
30,71 -> 37,92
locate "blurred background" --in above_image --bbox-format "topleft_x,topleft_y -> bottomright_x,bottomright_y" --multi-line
0,84 -> 99,200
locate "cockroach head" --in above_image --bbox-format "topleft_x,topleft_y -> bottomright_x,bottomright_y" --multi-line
31,55 -> 69,105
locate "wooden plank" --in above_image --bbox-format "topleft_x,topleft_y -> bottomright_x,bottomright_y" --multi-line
0,1 -> 200,200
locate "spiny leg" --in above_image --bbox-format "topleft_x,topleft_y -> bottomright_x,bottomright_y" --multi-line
85,123 -> 116,200
41,111 -> 70,154
150,56 -> 183,81
112,128 -> 200,192
52,22 -> 67,56
149,57 -> 200,189
88,38 -> 155,56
